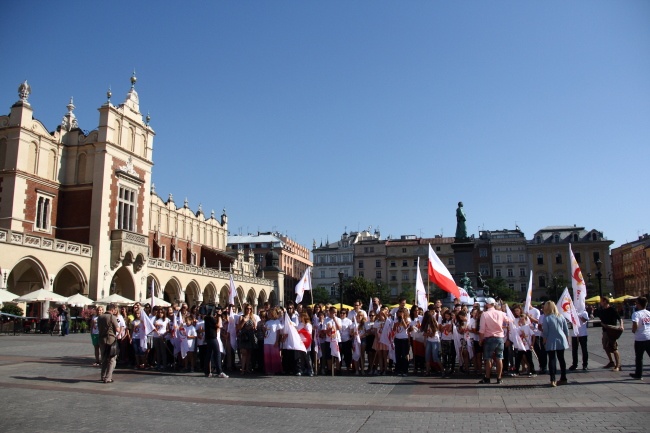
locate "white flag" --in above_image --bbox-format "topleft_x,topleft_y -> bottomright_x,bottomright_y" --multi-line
150,279 -> 155,309
283,311 -> 307,352
524,271 -> 533,314
295,267 -> 311,304
569,244 -> 587,313
415,257 -> 428,310
228,274 -> 236,306
558,287 -> 581,337
453,286 -> 472,304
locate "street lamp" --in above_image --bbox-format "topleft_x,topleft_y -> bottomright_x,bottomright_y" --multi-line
338,271 -> 344,311
595,259 -> 603,303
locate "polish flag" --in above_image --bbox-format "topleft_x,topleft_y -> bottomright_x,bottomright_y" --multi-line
569,244 -> 587,313
428,244 -> 460,299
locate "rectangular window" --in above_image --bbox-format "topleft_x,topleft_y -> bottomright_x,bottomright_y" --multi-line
593,252 -> 600,263
507,268 -> 514,277
161,245 -> 166,260
359,271 -> 364,278
507,255 -> 512,263
413,259 -> 418,266
496,269 -> 502,277
319,256 -> 325,263
402,272 -> 409,281
390,261 -> 396,267
448,257 -> 454,265
402,248 -> 407,253
479,265 -> 489,276
358,261 -> 364,269
495,255 -> 501,263
520,283 -> 527,293
376,271 -> 382,279
402,259 -> 408,267
390,275 -> 397,281
537,254 -> 544,265
519,254 -> 525,262
508,283 -> 515,290
436,246 -> 441,252
556,254 -> 562,264
35,195 -> 52,232
519,268 -> 526,277
479,248 -> 487,257
320,270 -> 325,278
375,260 -> 381,268
117,186 -> 136,231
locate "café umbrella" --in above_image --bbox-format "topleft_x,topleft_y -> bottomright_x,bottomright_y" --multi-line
15,288 -> 68,303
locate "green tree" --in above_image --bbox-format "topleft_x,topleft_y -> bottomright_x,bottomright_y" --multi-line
311,286 -> 332,305
546,275 -> 569,302
485,277 -> 518,303
1,304 -> 23,317
398,284 -> 415,304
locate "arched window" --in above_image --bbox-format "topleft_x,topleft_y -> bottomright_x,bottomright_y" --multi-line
46,149 -> 57,180
27,141 -> 38,174
538,275 -> 546,288
76,153 -> 87,183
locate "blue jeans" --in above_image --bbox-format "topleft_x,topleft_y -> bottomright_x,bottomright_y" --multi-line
547,349 -> 566,382
425,340 -> 440,364
483,337 -> 504,359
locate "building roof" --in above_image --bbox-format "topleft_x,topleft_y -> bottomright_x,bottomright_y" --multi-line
227,234 -> 282,246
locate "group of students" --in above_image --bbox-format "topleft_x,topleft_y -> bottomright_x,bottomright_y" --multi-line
88,294 -> 650,385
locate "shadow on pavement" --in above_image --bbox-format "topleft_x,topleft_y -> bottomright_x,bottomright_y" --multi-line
12,375 -> 97,384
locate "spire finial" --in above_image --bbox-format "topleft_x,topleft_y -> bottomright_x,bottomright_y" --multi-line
151,183 -> 156,194
107,86 -> 112,103
131,70 -> 137,88
18,80 -> 31,103
145,111 -> 151,125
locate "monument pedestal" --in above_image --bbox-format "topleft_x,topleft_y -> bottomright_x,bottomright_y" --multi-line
451,241 -> 474,277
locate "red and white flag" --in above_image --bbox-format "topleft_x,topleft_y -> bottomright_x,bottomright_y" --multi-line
228,274 -> 236,306
428,244 -> 460,299
415,257 -> 428,310
283,311 -> 307,353
558,287 -> 581,337
453,287 -> 472,304
295,267 -> 311,304
569,244 -> 587,313
524,271 -> 533,314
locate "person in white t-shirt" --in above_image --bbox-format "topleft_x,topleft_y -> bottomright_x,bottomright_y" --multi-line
393,307 -> 411,376
630,297 -> 650,380
263,307 -> 284,375
90,306 -> 103,366
569,310 -> 589,371
339,310 -> 353,372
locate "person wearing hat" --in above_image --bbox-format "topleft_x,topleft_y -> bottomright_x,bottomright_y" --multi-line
477,297 -> 509,385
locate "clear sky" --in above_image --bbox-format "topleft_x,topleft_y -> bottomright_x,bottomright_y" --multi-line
1,1 -> 648,250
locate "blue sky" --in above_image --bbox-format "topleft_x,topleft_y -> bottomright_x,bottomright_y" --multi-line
1,1 -> 648,250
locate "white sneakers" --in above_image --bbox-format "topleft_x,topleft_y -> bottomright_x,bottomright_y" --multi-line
218,372 -> 229,378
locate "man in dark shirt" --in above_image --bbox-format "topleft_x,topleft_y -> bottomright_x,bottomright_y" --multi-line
598,297 -> 623,371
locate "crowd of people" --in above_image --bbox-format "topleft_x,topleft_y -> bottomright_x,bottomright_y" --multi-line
90,295 -> 650,385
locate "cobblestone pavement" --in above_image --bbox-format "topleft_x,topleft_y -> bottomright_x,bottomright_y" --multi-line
0,321 -> 648,432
